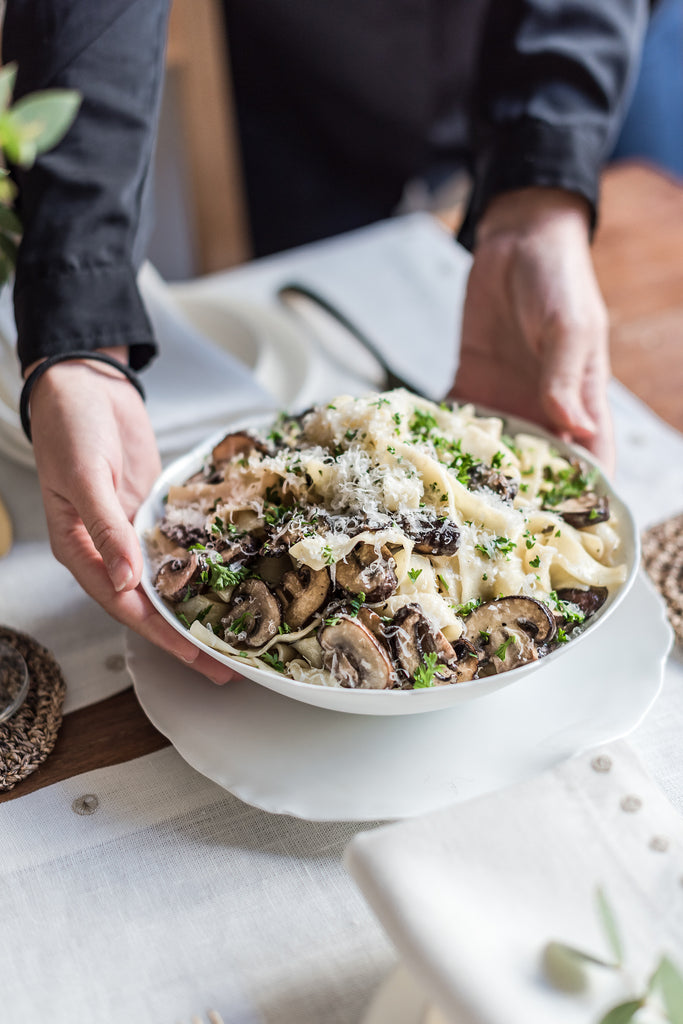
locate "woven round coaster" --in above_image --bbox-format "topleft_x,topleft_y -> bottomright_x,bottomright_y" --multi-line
0,625 -> 66,791
642,512 -> 683,648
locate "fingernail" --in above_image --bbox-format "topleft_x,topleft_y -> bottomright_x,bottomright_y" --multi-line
208,670 -> 232,685
110,558 -> 134,592
179,651 -> 197,665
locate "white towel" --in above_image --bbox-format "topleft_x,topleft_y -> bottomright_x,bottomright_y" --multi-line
346,741 -> 683,1024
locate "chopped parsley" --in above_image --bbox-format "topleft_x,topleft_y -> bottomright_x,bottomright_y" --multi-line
348,592 -> 366,616
277,623 -> 292,635
455,597 -> 482,617
410,408 -> 439,437
322,544 -> 335,565
407,568 -> 423,582
491,451 -> 504,469
176,612 -> 190,629
529,554 -> 541,568
202,556 -> 251,591
325,616 -> 341,626
557,626 -> 569,644
437,573 -> 449,591
261,651 -> 285,672
494,635 -> 517,661
345,428 -> 358,442
387,445 -> 396,455
541,462 -> 598,507
371,397 -> 391,408
226,610 -> 253,635
547,591 -> 586,624
413,652 -> 439,689
479,628 -> 491,643
475,535 -> 516,559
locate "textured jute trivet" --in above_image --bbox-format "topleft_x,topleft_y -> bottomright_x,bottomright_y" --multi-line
0,625 -> 66,791
642,512 -> 683,648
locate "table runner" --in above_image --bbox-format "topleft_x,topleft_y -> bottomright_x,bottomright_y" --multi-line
0,745 -> 393,1024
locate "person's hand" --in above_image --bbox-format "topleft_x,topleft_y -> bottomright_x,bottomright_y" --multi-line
450,187 -> 614,473
27,348 -> 235,684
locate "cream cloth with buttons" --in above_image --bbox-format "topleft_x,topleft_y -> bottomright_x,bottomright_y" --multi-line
346,741 -> 683,1024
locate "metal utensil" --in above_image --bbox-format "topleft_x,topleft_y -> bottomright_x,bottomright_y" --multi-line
277,281 -> 427,397
0,640 -> 30,724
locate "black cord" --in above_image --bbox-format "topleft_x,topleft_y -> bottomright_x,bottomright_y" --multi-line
20,350 -> 146,442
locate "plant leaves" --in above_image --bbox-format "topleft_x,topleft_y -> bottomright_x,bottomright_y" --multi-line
0,64 -> 17,113
5,90 -> 81,157
0,110 -> 29,166
596,888 -> 624,966
0,231 -> 18,266
652,956 -> 683,1024
551,941 -> 617,969
0,176 -> 18,205
596,998 -> 644,1024
0,206 -> 22,235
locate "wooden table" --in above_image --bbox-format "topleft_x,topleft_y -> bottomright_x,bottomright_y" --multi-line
3,161 -> 682,804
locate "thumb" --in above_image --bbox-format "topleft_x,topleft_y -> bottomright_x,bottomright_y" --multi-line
73,468 -> 143,592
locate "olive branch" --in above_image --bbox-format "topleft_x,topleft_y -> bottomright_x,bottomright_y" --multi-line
542,887 -> 683,1023
0,63 -> 81,284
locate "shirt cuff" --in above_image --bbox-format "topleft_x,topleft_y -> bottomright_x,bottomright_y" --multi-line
458,116 -> 604,251
14,258 -> 157,373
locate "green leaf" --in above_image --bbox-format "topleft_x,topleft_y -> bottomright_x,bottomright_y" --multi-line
0,232 -> 18,266
653,956 -> 683,1024
596,999 -> 644,1024
0,179 -> 18,204
6,90 -> 81,158
0,64 -> 17,112
545,941 -> 616,970
0,110 -> 31,165
596,887 -> 624,966
0,206 -> 21,235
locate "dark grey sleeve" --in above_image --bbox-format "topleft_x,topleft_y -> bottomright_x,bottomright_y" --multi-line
2,0 -> 171,372
458,0 -> 649,249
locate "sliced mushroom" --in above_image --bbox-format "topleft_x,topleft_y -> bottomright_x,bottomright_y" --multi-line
398,511 -> 460,556
222,579 -> 281,647
335,543 -> 398,602
547,493 -> 610,529
155,552 -> 202,602
555,586 -> 608,621
388,604 -> 477,686
211,431 -> 268,467
318,617 -> 395,689
464,596 -> 556,674
468,465 -> 519,504
276,566 -> 330,629
357,606 -> 389,642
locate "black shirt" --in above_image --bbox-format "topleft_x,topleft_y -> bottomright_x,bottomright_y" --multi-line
3,0 -> 647,375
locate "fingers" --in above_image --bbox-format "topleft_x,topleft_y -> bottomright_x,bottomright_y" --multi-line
538,324 -> 597,440
46,498 -> 235,685
74,464 -> 143,592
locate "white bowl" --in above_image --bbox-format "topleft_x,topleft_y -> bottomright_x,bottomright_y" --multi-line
135,409 -> 639,716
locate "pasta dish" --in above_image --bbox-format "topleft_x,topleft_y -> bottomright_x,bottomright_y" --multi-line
147,391 -> 626,690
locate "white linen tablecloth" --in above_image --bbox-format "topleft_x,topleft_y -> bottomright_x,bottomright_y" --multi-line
0,213 -> 682,1024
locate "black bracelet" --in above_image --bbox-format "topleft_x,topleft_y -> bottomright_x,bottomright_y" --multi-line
20,350 -> 146,442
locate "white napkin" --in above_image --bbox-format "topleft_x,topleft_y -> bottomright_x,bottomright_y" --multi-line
346,741 -> 683,1024
0,264 -> 276,467
139,264 -> 275,457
